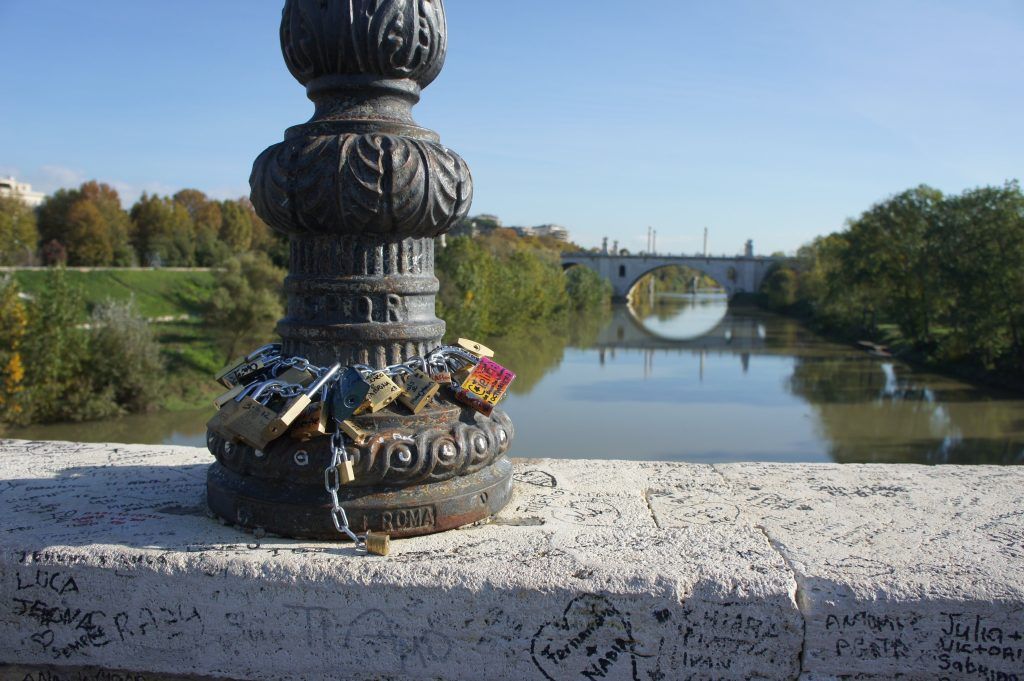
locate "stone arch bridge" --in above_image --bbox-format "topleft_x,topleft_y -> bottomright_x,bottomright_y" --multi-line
561,253 -> 780,300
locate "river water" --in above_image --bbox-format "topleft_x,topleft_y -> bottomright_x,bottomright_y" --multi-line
9,294 -> 1024,464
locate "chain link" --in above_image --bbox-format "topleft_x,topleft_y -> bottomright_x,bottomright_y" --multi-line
229,342 -> 485,548
324,430 -> 365,550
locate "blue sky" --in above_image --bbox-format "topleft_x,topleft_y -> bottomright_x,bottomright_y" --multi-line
1,1 -> 1021,254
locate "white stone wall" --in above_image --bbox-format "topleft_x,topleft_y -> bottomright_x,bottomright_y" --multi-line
0,440 -> 1022,680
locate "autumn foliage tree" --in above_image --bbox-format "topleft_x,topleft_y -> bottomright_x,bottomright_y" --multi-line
0,195 -> 39,265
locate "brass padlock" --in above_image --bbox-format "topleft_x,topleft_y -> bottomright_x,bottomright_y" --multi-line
289,404 -> 327,441
398,369 -> 440,414
457,338 -> 495,359
213,383 -> 246,409
365,531 -> 391,556
455,357 -> 516,417
331,367 -> 372,422
364,371 -> 403,413
220,396 -> 282,450
339,419 -> 370,443
207,397 -> 243,440
337,459 -> 356,484
276,366 -> 317,387
215,344 -> 280,388
262,364 -> 341,443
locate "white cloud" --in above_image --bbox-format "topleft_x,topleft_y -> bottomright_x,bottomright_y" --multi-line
37,165 -> 86,193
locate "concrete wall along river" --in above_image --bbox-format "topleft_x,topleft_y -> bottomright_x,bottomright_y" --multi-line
0,440 -> 1023,680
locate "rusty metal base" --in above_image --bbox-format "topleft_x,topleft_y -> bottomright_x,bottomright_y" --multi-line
207,457 -> 512,540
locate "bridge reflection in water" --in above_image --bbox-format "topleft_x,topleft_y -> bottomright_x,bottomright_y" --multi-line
8,294 -> 1023,466
496,294 -> 1024,466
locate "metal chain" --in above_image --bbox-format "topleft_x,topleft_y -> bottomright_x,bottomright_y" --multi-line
232,343 -> 484,548
324,430 -> 366,550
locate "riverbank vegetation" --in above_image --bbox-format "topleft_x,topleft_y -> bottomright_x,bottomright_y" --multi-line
760,181 -> 1024,385
0,215 -> 609,426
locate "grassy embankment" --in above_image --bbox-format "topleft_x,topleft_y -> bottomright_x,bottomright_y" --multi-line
13,269 -> 226,410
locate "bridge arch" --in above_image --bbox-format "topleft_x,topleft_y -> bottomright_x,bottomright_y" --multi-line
559,253 -> 779,302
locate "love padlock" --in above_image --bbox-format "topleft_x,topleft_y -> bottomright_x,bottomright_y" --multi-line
331,367 -> 371,422
339,419 -> 370,443
262,364 -> 341,445
455,357 -> 516,416
456,338 -> 495,359
213,383 -> 246,409
213,395 -> 282,450
214,344 -> 280,388
362,371 -> 403,413
288,403 -> 327,441
398,369 -> 440,414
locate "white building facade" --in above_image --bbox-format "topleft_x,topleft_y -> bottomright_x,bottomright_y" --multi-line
0,176 -> 45,207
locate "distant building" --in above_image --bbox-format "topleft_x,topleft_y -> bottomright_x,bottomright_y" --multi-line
450,214 -> 503,237
449,215 -> 569,242
532,224 -> 569,241
0,176 -> 45,207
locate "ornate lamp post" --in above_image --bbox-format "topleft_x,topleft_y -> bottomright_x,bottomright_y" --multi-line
206,0 -> 514,540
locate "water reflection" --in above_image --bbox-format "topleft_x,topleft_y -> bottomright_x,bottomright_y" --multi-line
6,295 -> 1023,465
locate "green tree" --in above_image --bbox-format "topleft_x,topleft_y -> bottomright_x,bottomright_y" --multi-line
0,277 -> 29,421
87,298 -> 165,413
174,189 -> 227,266
760,264 -> 800,310
0,195 -> 39,265
220,200 -> 254,252
936,182 -> 1024,369
20,268 -> 92,422
244,198 -> 289,267
131,193 -> 197,266
843,186 -> 944,345
565,265 -> 612,310
205,252 -> 284,361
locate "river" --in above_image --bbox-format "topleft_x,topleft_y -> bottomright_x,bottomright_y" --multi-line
8,294 -> 1024,464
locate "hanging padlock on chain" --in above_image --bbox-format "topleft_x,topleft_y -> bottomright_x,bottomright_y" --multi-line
323,431 -> 389,556
211,339 -> 516,556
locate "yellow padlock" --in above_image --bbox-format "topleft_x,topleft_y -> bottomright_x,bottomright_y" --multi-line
457,338 -> 495,359
262,365 -> 341,444
288,404 -> 327,441
364,371 -> 403,412
213,383 -> 246,409
398,369 -> 440,414
340,419 -> 370,443
338,459 -> 356,484
365,531 -> 391,556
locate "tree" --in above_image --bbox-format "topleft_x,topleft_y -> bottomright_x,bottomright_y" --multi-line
79,181 -> 134,265
131,193 -> 196,266
36,181 -> 133,266
760,265 -> 800,310
20,268 -> 92,422
936,182 -> 1024,369
65,200 -> 114,265
244,198 -> 289,267
0,194 -> 39,265
174,189 -> 226,266
843,186 -> 944,345
219,200 -> 254,252
205,252 -> 284,361
87,298 -> 165,413
0,277 -> 28,421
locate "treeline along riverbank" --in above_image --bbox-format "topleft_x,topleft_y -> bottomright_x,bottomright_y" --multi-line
0,226 -> 610,427
758,181 -> 1024,390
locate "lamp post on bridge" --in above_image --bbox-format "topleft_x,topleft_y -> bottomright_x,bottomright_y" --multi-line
205,0 -> 515,540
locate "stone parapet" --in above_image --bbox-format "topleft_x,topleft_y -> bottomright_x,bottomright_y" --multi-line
1,440 -> 1022,680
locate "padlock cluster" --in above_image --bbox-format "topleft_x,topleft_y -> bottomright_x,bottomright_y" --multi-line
207,339 -> 517,455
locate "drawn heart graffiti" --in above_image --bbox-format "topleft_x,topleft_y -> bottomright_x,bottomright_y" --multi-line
530,594 -> 639,681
